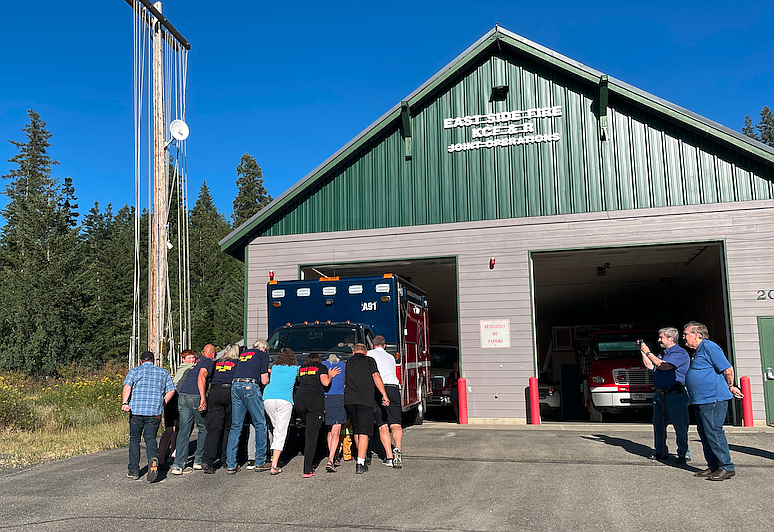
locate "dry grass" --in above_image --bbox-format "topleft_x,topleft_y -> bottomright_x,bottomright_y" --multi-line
0,419 -> 129,468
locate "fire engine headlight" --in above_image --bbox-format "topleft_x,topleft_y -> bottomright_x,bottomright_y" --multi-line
591,376 -> 606,384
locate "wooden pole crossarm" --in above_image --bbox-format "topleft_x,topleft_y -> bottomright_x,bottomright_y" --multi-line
124,0 -> 191,50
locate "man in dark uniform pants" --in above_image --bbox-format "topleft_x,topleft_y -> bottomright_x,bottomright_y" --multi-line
344,343 -> 390,474
639,327 -> 691,462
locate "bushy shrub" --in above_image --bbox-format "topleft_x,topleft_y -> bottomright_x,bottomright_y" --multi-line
0,362 -> 127,432
33,374 -> 125,430
0,377 -> 39,431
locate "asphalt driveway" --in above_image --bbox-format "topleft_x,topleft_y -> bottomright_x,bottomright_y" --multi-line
1,421 -> 772,531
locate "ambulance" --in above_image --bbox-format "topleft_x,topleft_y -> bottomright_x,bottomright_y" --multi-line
266,274 -> 431,424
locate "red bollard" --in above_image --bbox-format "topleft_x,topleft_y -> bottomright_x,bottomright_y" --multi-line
457,377 -> 468,425
529,376 -> 541,425
740,376 -> 753,427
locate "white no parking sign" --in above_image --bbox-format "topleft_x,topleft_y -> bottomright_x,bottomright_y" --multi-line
480,319 -> 511,348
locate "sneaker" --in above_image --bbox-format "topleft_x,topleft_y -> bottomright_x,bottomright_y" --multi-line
675,456 -> 690,464
226,466 -> 240,474
383,458 -> 393,467
648,453 -> 667,461
246,460 -> 256,470
169,467 -> 183,476
355,463 -> 368,474
192,463 -> 203,470
181,466 -> 193,474
365,454 -> 372,467
202,463 -> 216,474
257,462 -> 272,470
147,457 -> 159,483
392,447 -> 403,469
302,471 -> 316,478
127,473 -> 140,481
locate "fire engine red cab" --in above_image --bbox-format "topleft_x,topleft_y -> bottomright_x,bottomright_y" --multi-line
580,328 -> 656,421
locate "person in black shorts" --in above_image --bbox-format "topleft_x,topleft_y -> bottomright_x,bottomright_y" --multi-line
368,335 -> 404,468
323,354 -> 346,472
344,343 -> 389,474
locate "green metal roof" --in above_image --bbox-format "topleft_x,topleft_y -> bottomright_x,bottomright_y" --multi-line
221,26 -> 774,259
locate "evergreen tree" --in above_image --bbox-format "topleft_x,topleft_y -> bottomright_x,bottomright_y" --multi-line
190,182 -> 242,349
0,110 -> 83,375
742,115 -> 759,141
212,256 -> 244,348
743,106 -> 773,146
232,153 -> 272,228
61,176 -> 79,228
80,203 -> 136,366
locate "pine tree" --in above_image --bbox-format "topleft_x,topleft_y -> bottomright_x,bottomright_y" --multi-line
743,106 -> 773,146
232,153 -> 272,228
742,116 -> 759,141
80,203 -> 136,366
190,182 -> 243,349
0,111 -> 83,375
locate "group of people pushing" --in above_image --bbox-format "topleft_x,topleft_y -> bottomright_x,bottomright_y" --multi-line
122,335 -> 404,482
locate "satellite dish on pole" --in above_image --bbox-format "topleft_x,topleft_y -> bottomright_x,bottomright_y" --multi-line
169,119 -> 189,141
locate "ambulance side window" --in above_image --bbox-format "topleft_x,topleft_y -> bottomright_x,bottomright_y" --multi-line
364,329 -> 374,349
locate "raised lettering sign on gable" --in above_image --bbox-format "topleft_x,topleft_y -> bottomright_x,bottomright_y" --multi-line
444,106 -> 562,153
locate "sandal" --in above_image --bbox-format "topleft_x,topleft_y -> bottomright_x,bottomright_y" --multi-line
270,467 -> 282,475
325,461 -> 337,473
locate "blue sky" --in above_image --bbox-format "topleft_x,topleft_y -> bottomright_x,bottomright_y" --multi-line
1,1 -> 772,222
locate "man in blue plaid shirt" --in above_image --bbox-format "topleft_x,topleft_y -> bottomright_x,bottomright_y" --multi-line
122,351 -> 176,482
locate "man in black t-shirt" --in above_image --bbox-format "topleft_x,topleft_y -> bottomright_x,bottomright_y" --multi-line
225,340 -> 270,473
344,343 -> 389,474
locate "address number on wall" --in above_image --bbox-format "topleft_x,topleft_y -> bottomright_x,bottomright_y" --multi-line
757,290 -> 774,300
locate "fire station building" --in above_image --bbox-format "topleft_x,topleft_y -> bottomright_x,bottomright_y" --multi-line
221,27 -> 774,425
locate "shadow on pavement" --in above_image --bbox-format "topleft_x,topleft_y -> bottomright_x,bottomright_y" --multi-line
729,443 -> 774,461
585,434 -> 701,472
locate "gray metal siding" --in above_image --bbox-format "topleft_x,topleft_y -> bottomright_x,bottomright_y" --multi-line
246,200 -> 774,423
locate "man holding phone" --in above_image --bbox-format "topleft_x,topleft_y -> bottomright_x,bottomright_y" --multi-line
639,327 -> 691,463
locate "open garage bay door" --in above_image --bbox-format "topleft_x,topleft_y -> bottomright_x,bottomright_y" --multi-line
532,242 -> 732,422
301,257 -> 459,422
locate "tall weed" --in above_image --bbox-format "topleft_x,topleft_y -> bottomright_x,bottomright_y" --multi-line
0,364 -> 127,432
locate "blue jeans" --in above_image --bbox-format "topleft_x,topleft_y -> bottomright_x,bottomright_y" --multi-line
128,414 -> 161,476
694,400 -> 734,471
652,389 -> 690,458
172,393 -> 207,469
227,381 -> 267,470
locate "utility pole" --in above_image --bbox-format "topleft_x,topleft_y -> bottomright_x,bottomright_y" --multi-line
126,0 -> 191,367
149,1 -> 167,367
